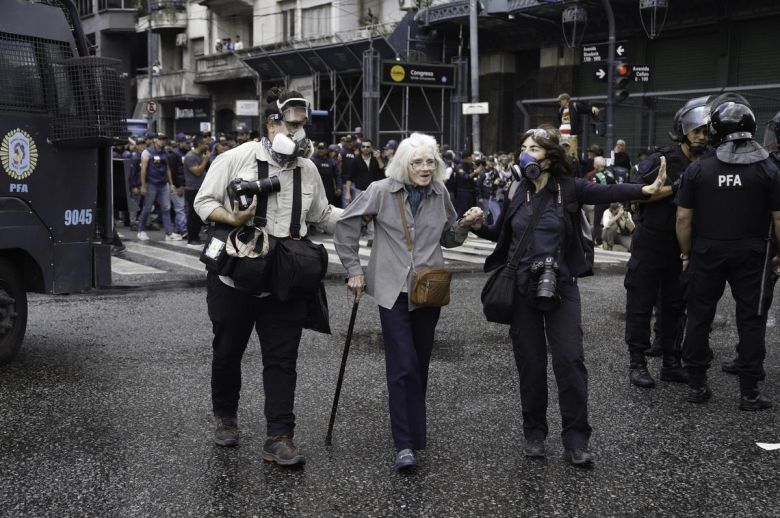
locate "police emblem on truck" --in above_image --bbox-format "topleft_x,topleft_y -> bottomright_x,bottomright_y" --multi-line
1,128 -> 38,181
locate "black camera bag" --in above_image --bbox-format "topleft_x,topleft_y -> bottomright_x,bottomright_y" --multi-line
271,166 -> 328,301
200,223 -> 238,276
482,189 -> 548,324
229,229 -> 277,295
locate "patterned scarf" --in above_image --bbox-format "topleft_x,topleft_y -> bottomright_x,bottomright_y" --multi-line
261,136 -> 298,170
405,184 -> 426,216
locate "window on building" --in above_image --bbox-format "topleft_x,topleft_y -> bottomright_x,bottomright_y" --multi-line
282,8 -> 296,41
77,0 -> 94,16
191,37 -> 204,57
302,4 -> 331,39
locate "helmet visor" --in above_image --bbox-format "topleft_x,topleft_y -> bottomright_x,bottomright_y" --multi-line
680,105 -> 709,135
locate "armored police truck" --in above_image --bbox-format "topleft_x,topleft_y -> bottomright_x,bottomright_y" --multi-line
0,0 -> 127,363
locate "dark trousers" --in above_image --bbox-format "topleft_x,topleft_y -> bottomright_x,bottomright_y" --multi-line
682,242 -> 769,383
206,273 -> 307,437
185,189 -> 204,242
378,293 -> 441,451
509,282 -> 592,450
624,232 -> 685,362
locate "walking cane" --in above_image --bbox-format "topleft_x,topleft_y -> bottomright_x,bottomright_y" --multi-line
325,293 -> 360,445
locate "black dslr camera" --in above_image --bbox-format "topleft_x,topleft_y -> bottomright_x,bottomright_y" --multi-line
227,177 -> 281,210
529,256 -> 560,311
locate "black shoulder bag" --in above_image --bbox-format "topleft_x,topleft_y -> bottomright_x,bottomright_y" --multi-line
481,189 -> 548,325
271,167 -> 329,301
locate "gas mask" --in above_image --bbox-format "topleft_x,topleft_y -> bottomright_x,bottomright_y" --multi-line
517,151 -> 543,181
271,129 -> 309,158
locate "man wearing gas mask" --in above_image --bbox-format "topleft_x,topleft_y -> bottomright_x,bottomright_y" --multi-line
623,97 -> 710,389
194,88 -> 342,466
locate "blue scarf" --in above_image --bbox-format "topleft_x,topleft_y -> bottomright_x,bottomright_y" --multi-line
405,185 -> 426,216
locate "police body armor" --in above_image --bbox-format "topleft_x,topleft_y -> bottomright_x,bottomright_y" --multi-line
633,145 -> 690,238
688,153 -> 775,241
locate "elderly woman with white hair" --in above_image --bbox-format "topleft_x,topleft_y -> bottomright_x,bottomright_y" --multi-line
335,132 -> 483,472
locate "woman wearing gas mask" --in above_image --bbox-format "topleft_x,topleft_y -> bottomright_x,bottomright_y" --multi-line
335,133 -> 484,472
194,88 -> 342,466
475,127 -> 666,469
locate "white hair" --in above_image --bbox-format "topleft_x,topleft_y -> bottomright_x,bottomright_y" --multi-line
385,132 -> 445,184
594,156 -> 607,169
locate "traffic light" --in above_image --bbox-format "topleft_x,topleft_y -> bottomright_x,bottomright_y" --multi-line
614,62 -> 632,102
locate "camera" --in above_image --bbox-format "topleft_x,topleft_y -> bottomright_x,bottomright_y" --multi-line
530,256 -> 560,311
227,177 -> 281,210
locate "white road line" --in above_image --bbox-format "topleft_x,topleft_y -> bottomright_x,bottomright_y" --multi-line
111,256 -> 165,275
124,242 -> 207,272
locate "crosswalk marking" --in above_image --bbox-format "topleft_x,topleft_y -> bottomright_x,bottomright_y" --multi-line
123,241 -> 207,272
111,256 -> 165,275
116,233 -> 629,276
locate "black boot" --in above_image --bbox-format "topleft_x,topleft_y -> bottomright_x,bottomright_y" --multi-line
660,356 -> 688,383
629,353 -> 655,388
721,355 -> 738,375
739,377 -> 773,411
686,370 -> 711,404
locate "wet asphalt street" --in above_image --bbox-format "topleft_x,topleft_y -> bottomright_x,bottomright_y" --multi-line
2,271 -> 780,517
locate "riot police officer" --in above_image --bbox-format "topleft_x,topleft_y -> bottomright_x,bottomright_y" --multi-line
624,97 -> 710,388
675,95 -> 780,408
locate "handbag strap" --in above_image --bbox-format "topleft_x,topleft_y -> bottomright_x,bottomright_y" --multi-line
394,191 -> 413,252
506,186 -> 549,272
289,166 -> 303,239
253,159 -> 270,228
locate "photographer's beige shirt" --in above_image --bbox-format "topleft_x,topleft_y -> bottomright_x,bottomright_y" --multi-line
194,141 -> 342,237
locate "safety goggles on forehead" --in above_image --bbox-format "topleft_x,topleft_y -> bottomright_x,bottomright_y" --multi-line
527,128 -> 551,139
277,98 -> 310,123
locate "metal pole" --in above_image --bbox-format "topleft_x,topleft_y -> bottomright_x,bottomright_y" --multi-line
325,295 -> 360,445
602,0 -> 615,154
469,0 -> 480,152
147,13 -> 154,130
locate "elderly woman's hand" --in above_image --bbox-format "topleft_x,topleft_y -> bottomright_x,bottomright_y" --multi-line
347,274 -> 366,300
460,207 -> 485,230
641,156 -> 667,197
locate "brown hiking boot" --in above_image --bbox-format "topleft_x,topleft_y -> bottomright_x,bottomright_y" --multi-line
262,435 -> 306,466
214,416 -> 239,447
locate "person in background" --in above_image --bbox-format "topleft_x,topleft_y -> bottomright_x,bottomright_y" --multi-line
335,132 -> 483,471
557,93 -> 600,158
183,135 -> 210,247
601,202 -> 634,251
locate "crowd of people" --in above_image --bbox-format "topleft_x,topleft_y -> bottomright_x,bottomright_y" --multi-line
111,89 -> 780,475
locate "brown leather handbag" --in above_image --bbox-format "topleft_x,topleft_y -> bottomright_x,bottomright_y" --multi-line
394,192 -> 452,307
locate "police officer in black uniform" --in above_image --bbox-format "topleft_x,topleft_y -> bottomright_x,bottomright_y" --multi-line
625,97 -> 710,388
676,95 -> 780,408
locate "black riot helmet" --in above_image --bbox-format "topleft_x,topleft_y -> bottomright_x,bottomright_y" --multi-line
709,100 -> 757,147
669,96 -> 710,143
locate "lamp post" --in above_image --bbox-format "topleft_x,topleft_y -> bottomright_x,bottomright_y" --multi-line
469,0 -> 480,152
602,0 -> 616,153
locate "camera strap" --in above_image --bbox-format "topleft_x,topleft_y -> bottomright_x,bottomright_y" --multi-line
289,166 -> 303,239
254,159 -> 270,228
506,187 -> 549,272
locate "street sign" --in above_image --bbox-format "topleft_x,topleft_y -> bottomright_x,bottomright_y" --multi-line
594,67 -> 607,81
235,99 -> 259,116
462,102 -> 489,115
381,61 -> 455,89
582,41 -> 629,63
145,100 -> 158,114
633,65 -> 651,82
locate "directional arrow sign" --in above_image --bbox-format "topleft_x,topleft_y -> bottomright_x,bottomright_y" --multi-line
616,45 -> 626,57
595,68 -> 606,81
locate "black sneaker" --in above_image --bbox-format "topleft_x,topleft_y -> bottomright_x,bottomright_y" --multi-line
214,416 -> 239,447
629,366 -> 656,388
524,440 -> 546,458
564,448 -> 595,469
740,392 -> 773,411
262,435 -> 305,466
393,448 -> 418,472
687,385 -> 712,404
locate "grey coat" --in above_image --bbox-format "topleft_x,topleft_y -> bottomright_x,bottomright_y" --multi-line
335,178 -> 469,310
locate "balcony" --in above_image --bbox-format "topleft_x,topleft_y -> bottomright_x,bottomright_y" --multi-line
195,52 -> 256,84
137,70 -> 209,101
135,1 -> 187,32
198,0 -> 252,18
